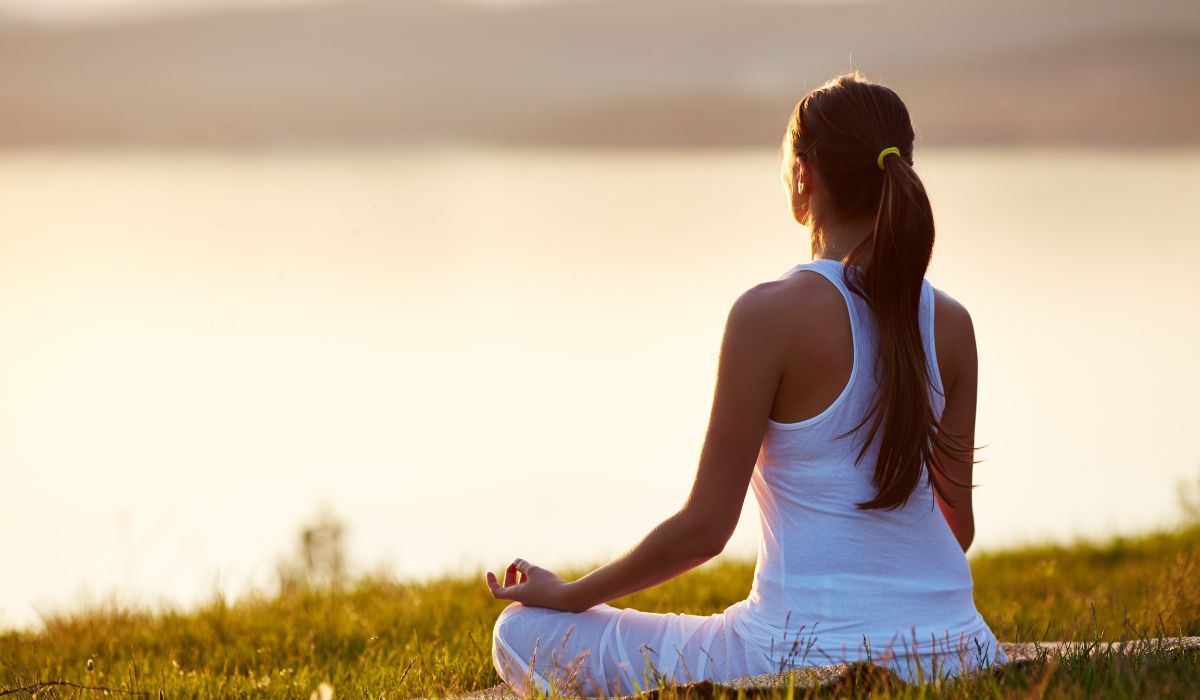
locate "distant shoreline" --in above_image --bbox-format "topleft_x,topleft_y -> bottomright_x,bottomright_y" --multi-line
1,139 -> 1197,155
1,0 -> 1196,150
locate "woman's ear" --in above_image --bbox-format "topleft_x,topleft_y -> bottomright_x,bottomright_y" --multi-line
792,160 -> 817,225
796,159 -> 814,194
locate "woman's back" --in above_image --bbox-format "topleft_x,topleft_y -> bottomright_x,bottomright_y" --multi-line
723,258 -> 1006,679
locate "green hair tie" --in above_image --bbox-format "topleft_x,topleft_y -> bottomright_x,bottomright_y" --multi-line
877,146 -> 901,170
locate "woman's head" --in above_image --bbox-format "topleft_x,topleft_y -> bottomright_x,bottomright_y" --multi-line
780,71 -> 974,511
779,71 -> 927,262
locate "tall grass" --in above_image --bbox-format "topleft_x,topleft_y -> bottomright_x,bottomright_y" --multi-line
2,524 -> 1198,698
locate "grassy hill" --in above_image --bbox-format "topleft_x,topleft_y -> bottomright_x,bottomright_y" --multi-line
2,525 -> 1198,698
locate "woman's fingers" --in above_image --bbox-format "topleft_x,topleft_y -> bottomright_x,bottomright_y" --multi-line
513,558 -> 537,582
507,558 -> 536,586
486,570 -> 516,600
486,558 -> 541,601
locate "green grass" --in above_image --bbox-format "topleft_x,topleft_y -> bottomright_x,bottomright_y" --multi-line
2,525 -> 1198,699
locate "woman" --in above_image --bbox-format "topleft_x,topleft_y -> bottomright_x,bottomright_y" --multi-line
485,71 -> 1008,695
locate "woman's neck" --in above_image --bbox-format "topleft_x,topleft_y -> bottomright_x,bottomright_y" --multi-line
812,216 -> 874,261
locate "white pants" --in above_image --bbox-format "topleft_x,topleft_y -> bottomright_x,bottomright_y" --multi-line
491,601 -> 763,696
491,600 -> 1009,695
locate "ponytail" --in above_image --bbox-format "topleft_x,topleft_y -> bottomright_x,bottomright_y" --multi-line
841,146 -> 974,510
785,72 -> 978,511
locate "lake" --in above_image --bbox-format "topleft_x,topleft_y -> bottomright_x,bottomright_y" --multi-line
1,144 -> 1197,631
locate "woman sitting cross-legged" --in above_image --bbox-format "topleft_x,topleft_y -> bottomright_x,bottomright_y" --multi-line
485,70 -> 1009,696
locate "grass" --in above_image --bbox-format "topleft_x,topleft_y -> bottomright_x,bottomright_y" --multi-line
1,524 -> 1198,699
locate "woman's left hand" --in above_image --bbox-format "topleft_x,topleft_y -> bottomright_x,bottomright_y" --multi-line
485,558 -> 584,612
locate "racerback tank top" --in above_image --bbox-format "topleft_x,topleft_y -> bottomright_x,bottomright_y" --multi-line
724,258 -> 1007,680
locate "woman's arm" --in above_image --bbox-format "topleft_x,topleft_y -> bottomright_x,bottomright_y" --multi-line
486,283 -> 790,611
931,293 -> 978,553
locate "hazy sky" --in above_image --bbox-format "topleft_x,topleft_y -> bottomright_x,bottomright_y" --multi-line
0,0 -> 861,23
0,0 -> 558,22
0,0 -> 653,20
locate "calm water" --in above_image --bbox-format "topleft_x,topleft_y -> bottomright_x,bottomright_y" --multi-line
2,145 -> 1198,630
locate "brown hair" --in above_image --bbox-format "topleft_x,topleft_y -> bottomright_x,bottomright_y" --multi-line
780,71 -> 977,511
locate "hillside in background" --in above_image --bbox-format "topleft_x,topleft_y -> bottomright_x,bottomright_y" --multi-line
0,0 -> 1198,149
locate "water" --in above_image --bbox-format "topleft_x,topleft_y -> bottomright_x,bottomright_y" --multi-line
1,144 -> 1198,631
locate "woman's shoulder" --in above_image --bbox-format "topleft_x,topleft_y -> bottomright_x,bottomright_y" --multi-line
931,286 -> 975,343
743,265 -> 843,311
729,267 -> 849,343
931,285 -> 977,396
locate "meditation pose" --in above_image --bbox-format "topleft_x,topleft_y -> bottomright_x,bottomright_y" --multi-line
486,71 -> 1009,695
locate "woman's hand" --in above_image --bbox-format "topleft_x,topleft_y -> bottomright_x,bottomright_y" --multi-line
485,558 -> 585,612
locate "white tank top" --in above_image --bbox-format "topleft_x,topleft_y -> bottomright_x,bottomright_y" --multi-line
726,258 -> 1007,677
